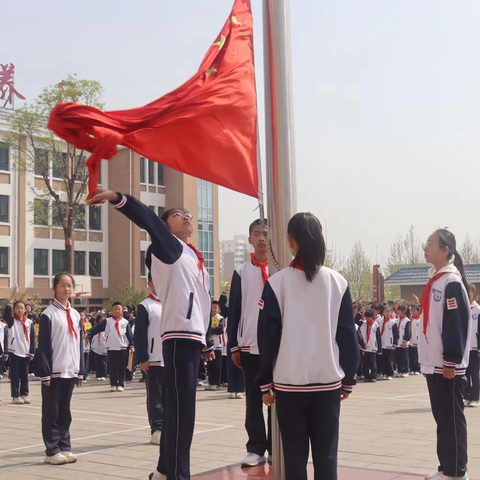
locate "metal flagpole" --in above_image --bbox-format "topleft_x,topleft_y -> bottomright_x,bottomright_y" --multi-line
262,0 -> 297,478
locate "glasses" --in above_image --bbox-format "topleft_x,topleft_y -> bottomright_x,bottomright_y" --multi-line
422,241 -> 436,250
170,212 -> 193,221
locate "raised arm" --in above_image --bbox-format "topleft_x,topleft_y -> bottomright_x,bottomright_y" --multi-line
134,304 -> 149,364
3,304 -> 14,329
88,320 -> 106,339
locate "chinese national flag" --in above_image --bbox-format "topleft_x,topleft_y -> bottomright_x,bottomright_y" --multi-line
48,0 -> 258,199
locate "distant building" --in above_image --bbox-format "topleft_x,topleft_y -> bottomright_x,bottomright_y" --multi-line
220,234 -> 253,281
385,264 -> 480,299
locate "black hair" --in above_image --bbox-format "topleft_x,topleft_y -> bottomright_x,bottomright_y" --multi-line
435,229 -> 468,292
396,304 -> 407,314
249,218 -> 268,236
13,300 -> 26,309
371,302 -> 383,314
148,271 -> 152,282
365,309 -> 374,319
211,300 -> 220,306
411,304 -> 421,313
287,212 -> 325,283
160,207 -> 190,224
53,272 -> 75,289
112,301 -> 123,308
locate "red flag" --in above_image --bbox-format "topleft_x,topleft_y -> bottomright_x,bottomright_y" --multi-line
48,0 -> 258,199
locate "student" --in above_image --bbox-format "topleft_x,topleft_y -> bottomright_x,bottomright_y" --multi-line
0,317 -> 6,384
355,305 -> 365,327
135,273 -> 164,445
465,284 -> 480,407
88,302 -> 134,392
82,314 -> 92,381
419,229 -> 470,480
258,212 -> 359,480
4,300 -> 35,404
371,302 -> 384,377
90,314 -> 107,381
359,310 -> 382,382
395,305 -> 411,378
228,218 -> 272,467
87,188 -> 214,480
35,273 -> 85,465
205,301 -> 224,391
409,305 -> 421,375
219,285 -> 245,399
379,306 -> 399,380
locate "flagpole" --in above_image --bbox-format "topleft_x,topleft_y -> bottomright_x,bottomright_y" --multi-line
262,0 -> 297,478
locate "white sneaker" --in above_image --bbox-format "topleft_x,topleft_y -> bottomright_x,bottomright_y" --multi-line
28,373 -> 34,378
21,396 -> 31,404
0,374 -> 3,379
197,380 -> 204,386
470,401 -> 479,407
415,371 -> 421,375
149,471 -> 167,480
61,451 -> 77,463
267,455 -> 272,464
117,386 -> 124,392
205,385 -> 217,391
401,373 -> 409,378
235,393 -> 244,399
101,377 -> 106,381
425,472 -> 443,479
97,378 -> 102,381
44,453 -> 67,465
387,376 -> 393,381
12,397 -> 24,404
150,430 -> 161,445
229,393 -> 236,399
241,453 -> 266,467
110,386 -> 116,392
464,400 -> 471,407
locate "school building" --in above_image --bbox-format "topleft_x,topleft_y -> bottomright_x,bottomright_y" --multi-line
385,264 -> 480,298
0,107 -> 220,309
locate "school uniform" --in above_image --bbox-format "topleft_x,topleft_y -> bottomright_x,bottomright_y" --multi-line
89,316 -> 133,388
111,193 -> 213,480
359,319 -> 382,381
135,293 -> 164,435
418,264 -> 471,478
206,313 -> 224,387
409,316 -> 421,373
90,330 -> 107,378
374,314 -> 383,375
395,316 -> 411,374
258,263 -> 359,480
379,316 -> 399,378
4,305 -> 35,399
465,301 -> 480,403
0,321 -> 7,376
228,254 -> 271,457
35,299 -> 85,457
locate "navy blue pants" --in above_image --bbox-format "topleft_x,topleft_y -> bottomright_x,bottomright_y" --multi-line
206,350 -> 222,386
157,340 -> 202,480
395,347 -> 409,374
465,350 -> 479,402
9,354 -> 30,398
227,349 -> 244,393
276,388 -> 341,480
146,365 -> 164,434
409,346 -> 420,373
241,352 -> 271,456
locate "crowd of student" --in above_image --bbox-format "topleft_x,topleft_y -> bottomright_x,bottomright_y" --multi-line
0,185 -> 475,480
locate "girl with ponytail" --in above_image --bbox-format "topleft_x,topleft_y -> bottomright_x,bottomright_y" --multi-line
419,229 -> 471,480
257,212 -> 359,480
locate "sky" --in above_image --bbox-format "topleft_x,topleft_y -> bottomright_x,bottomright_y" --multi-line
4,0 -> 480,266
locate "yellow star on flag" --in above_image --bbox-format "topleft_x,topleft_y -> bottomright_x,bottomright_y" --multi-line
213,35 -> 226,50
206,66 -> 218,77
231,15 -> 242,25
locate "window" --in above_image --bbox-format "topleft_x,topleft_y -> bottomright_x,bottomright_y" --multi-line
89,298 -> 102,305
52,152 -> 66,179
0,247 -> 8,274
157,163 -> 164,186
74,251 -> 86,275
75,204 -> 86,229
0,143 -> 9,171
52,202 -> 66,227
33,199 -> 49,226
148,205 -> 155,213
0,195 -> 9,223
41,299 -> 50,306
34,149 -> 48,176
34,249 -> 49,276
158,206 -> 165,217
141,251 -> 146,277
89,252 -> 102,277
52,250 -> 66,276
140,157 -> 145,183
89,205 -> 102,231
148,160 -> 155,184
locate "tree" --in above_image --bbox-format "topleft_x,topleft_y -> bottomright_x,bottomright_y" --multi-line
324,243 -> 344,271
460,233 -> 480,264
388,234 -> 406,269
6,74 -> 105,273
342,241 -> 372,300
106,283 -> 146,312
4,291 -> 43,315
404,226 -> 423,265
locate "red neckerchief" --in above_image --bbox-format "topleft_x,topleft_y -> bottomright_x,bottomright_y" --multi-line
412,315 -> 420,320
421,272 -> 446,339
381,317 -> 388,336
289,258 -> 305,270
187,243 -> 206,290
252,253 -> 269,285
366,320 -> 375,343
16,315 -> 29,342
66,308 -> 77,339
112,316 -> 122,338
148,293 -> 161,303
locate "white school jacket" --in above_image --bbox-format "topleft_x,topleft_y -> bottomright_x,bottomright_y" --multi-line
359,320 -> 381,353
470,302 -> 480,351
228,261 -> 266,355
418,265 -> 471,375
4,305 -> 35,358
91,331 -> 107,356
396,317 -> 411,347
135,294 -> 164,366
210,314 -> 225,350
89,317 -> 133,351
410,317 -> 421,347
258,265 -> 359,393
379,316 -> 399,350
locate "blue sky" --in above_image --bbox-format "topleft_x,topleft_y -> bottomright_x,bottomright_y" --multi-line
4,0 -> 480,263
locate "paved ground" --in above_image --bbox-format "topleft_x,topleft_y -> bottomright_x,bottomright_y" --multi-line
0,373 -> 479,479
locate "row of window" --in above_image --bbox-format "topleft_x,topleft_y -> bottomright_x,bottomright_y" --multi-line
34,201 -> 102,231
140,157 -> 164,186
148,205 -> 165,218
34,249 -> 102,277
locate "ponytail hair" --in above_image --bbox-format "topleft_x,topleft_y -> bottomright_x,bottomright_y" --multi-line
287,212 -> 325,283
435,229 -> 469,292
